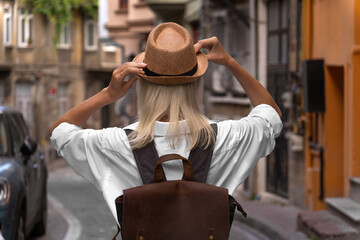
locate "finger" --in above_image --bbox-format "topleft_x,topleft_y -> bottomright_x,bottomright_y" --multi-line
122,75 -> 139,91
205,53 -> 215,62
113,62 -> 147,75
194,42 -> 203,53
115,64 -> 145,78
126,67 -> 145,76
196,38 -> 215,51
127,62 -> 147,68
123,73 -> 136,82
117,67 -> 145,80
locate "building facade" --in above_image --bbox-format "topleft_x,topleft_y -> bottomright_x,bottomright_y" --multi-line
302,0 -> 360,211
103,0 -> 155,126
106,0 -> 155,59
0,0 -> 123,161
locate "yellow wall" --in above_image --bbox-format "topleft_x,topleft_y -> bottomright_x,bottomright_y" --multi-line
312,0 -> 354,64
303,0 -> 358,210
352,0 -> 360,177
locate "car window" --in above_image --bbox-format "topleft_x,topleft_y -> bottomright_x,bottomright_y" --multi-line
8,114 -> 25,155
17,114 -> 30,136
12,114 -> 28,138
0,115 -> 9,156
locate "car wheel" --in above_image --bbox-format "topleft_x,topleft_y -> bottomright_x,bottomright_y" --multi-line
32,189 -> 47,236
15,209 -> 26,240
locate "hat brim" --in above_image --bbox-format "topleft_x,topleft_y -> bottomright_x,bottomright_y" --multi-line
133,52 -> 208,85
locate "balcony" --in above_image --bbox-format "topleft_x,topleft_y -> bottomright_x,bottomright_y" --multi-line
145,0 -> 189,22
83,39 -> 123,72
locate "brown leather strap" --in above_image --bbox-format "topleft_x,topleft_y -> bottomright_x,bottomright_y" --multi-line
124,129 -> 166,184
112,225 -> 121,240
125,123 -> 217,184
154,154 -> 194,182
187,124 -> 217,182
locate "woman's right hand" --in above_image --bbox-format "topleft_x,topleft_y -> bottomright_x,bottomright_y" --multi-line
194,37 -> 232,66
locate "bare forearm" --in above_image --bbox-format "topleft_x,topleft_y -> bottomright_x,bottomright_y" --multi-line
49,62 -> 145,136
49,88 -> 114,135
225,57 -> 282,117
194,37 -> 281,117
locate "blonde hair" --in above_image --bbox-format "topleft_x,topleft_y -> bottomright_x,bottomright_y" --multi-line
128,78 -> 215,150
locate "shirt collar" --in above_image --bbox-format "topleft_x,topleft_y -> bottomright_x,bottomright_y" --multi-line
124,120 -> 191,136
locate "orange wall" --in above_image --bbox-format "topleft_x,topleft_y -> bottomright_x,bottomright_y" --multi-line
312,0 -> 354,64
304,0 -> 358,209
352,0 -> 360,177
323,66 -> 345,197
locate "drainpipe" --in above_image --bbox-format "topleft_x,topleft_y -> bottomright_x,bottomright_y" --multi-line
14,0 -> 19,65
249,0 -> 257,79
200,0 -> 205,40
308,140 -> 324,200
98,0 -> 109,39
200,0 -> 208,114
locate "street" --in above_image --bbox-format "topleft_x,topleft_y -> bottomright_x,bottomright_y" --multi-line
31,160 -> 270,240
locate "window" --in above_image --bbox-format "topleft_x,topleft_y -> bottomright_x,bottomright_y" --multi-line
58,83 -> 69,117
18,8 -> 34,47
8,114 -> 25,155
84,19 -> 97,51
15,82 -> 33,126
58,23 -> 71,48
3,5 -> 12,46
119,0 -> 128,9
267,0 -> 288,65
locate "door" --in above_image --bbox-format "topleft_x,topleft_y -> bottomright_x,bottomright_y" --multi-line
266,0 -> 289,198
7,113 -> 40,225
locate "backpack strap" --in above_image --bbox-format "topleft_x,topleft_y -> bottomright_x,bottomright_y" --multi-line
124,123 -> 217,184
124,129 -> 165,184
187,123 -> 217,182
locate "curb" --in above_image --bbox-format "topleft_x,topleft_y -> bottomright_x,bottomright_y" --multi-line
236,211 -> 287,240
234,201 -> 309,240
48,195 -> 82,240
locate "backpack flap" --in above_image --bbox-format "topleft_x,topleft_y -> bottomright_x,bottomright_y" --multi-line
114,153 -> 247,240
122,180 -> 230,240
115,191 -> 248,234
120,154 -> 231,240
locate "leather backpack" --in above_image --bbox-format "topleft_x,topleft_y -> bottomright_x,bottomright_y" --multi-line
112,124 -> 247,240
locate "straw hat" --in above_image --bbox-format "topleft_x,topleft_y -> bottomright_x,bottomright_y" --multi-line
133,22 -> 208,85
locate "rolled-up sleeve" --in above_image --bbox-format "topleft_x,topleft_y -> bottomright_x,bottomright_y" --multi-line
50,122 -> 110,191
208,104 -> 283,193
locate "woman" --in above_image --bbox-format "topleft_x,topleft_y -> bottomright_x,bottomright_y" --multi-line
50,22 -> 282,227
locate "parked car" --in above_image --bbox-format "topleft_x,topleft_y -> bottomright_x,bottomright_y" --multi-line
0,106 -> 47,240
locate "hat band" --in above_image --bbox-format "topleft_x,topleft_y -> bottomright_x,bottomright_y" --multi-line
143,63 -> 198,77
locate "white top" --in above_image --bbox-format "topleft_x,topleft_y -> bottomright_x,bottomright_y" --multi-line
50,104 -> 282,224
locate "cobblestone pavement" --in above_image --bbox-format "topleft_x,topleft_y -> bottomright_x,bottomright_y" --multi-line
32,161 -> 270,240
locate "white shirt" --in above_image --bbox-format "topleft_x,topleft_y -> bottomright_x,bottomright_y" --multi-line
50,104 -> 282,224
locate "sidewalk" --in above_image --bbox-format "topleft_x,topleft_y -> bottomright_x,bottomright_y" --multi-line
233,193 -> 309,240
47,157 -> 68,171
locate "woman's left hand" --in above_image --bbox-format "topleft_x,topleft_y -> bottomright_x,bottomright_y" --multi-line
106,62 -> 147,101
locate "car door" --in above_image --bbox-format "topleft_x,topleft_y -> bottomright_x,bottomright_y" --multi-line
7,113 -> 39,226
15,113 -> 43,205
